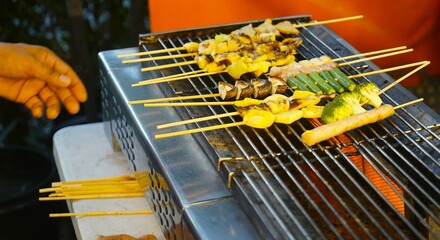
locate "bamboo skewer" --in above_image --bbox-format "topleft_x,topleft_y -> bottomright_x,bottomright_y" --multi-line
39,172 -> 157,218
332,46 -> 407,62
155,122 -> 246,139
140,60 -> 197,72
129,93 -> 221,105
338,49 -> 413,66
294,15 -> 363,28
144,100 -> 255,107
135,69 -> 205,85
379,61 -> 430,94
132,70 -> 227,87
49,210 -> 153,218
122,52 -> 197,64
157,112 -> 240,129
51,175 -> 134,187
394,98 -> 424,110
348,61 -> 429,79
117,47 -> 187,58
39,192 -> 146,201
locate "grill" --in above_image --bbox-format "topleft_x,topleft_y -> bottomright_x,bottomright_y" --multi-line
99,15 -> 440,239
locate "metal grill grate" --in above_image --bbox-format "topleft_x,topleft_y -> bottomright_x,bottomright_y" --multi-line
112,15 -> 440,239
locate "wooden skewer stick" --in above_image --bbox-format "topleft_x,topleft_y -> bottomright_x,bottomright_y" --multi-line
157,112 -> 240,129
135,69 -> 205,85
348,61 -> 429,79
145,101 -> 238,107
379,61 -> 430,94
155,122 -> 245,139
122,52 -> 197,64
132,70 -> 227,86
140,60 -> 197,72
295,15 -> 363,28
40,181 -> 140,193
51,176 -> 135,187
339,49 -> 413,66
39,192 -> 145,201
394,98 -> 424,110
129,93 -> 221,105
144,98 -> 262,107
49,210 -> 153,218
117,47 -> 186,58
332,46 -> 407,62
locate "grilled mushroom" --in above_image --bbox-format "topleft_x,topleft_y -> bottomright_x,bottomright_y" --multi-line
269,77 -> 288,95
235,80 -> 254,100
218,81 -> 238,100
250,78 -> 272,99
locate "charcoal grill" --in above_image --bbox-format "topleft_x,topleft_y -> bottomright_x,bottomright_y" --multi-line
99,15 -> 440,239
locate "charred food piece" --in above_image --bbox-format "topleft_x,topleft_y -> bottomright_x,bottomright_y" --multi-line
235,80 -> 254,100
250,78 -> 272,99
218,81 -> 238,100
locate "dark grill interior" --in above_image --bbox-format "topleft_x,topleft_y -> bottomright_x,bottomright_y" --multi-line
105,15 -> 440,239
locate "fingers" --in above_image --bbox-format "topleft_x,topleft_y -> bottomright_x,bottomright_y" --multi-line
56,87 -> 81,115
28,45 -> 88,103
69,76 -> 88,103
24,96 -> 44,118
39,86 -> 61,119
23,87 -> 61,119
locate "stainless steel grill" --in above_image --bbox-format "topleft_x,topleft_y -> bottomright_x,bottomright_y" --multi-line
99,15 -> 440,239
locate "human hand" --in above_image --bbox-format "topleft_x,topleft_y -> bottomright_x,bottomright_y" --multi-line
0,42 -> 88,119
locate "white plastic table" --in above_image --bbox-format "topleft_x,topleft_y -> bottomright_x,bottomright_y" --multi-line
53,122 -> 164,240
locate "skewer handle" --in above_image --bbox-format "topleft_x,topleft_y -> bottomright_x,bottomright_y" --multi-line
339,49 -> 413,67
157,112 -> 240,129
122,52 -> 197,64
394,98 -> 424,110
49,210 -> 153,217
133,70 -> 226,86
155,122 -> 245,139
117,47 -> 186,58
295,15 -> 363,28
129,93 -> 221,105
140,60 -> 197,72
144,101 -> 236,107
348,61 -> 429,79
379,61 -> 430,94
332,46 -> 407,62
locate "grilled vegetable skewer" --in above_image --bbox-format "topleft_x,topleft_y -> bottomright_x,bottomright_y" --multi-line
130,60 -> 428,105
126,16 -> 365,80
153,62 -> 427,139
301,99 -> 424,146
118,15 -> 363,59
133,48 -> 412,88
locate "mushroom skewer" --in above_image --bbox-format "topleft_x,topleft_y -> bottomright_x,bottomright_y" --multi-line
130,61 -> 428,105
118,15 -> 363,59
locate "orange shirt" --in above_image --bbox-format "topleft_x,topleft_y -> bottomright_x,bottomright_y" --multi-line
148,0 -> 440,85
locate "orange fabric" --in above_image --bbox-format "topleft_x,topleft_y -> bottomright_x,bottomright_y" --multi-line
148,0 -> 440,85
